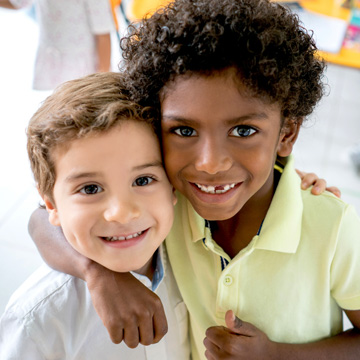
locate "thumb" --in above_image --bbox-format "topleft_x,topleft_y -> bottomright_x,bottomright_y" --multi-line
225,310 -> 255,336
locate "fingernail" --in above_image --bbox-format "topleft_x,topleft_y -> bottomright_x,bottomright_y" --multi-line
234,316 -> 243,329
313,186 -> 320,193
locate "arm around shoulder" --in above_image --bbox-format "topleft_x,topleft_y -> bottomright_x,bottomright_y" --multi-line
28,207 -> 168,347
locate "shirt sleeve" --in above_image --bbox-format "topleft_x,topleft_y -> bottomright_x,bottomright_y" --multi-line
0,310 -> 45,360
84,0 -> 115,34
330,204 -> 360,310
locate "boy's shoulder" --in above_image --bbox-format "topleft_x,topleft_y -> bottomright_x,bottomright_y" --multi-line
263,156 -> 360,247
3,265 -> 86,321
301,186 -> 349,213
278,155 -> 351,217
0,265 -> 106,358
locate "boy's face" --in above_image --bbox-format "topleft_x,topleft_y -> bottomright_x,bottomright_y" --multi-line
43,122 -> 176,274
161,69 -> 299,221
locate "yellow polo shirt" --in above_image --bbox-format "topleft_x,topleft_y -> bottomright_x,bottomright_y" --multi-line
165,155 -> 360,360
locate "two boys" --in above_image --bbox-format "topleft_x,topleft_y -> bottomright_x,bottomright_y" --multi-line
2,0 -> 360,359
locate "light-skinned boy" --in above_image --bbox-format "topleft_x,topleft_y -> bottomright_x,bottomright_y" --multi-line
0,72 -> 190,360
27,0 -> 359,359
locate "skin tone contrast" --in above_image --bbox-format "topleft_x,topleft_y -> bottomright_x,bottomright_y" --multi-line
43,121 -> 176,278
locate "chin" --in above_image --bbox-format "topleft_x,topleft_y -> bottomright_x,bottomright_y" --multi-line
195,206 -> 240,222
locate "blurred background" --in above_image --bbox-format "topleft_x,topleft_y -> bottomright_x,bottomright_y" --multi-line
0,1 -> 359,332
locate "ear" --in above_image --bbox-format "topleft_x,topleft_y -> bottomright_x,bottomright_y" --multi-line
277,119 -> 302,157
42,194 -> 61,226
172,187 -> 177,206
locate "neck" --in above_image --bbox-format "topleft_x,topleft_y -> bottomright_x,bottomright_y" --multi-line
211,169 -> 280,258
134,256 -> 155,280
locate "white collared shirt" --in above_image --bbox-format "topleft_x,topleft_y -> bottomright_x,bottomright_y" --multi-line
0,245 -> 190,360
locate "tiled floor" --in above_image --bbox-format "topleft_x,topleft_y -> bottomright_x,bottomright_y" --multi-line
1,6 -> 359,333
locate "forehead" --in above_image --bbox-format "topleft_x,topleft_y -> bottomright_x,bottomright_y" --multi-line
161,70 -> 281,121
52,121 -> 160,164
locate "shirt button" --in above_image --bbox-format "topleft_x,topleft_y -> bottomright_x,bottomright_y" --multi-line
224,276 -> 233,285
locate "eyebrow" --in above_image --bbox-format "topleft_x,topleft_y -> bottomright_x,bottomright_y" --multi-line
162,112 -> 269,125
65,172 -> 101,183
65,161 -> 164,183
132,160 -> 164,171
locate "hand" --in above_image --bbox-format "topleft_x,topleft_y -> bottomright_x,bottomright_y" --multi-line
204,310 -> 277,359
296,169 -> 341,198
86,262 -> 168,348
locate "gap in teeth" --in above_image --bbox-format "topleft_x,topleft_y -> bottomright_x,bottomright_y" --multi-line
195,183 -> 236,194
105,231 -> 143,241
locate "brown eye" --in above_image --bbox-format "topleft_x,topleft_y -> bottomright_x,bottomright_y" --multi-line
80,184 -> 103,194
133,176 -> 154,187
231,126 -> 256,137
174,127 -> 196,137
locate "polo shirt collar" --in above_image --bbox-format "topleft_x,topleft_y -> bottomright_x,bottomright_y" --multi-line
254,155 -> 303,253
186,155 -> 303,254
130,246 -> 165,291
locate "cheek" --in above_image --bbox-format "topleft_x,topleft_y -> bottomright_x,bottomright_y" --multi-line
162,143 -> 181,180
237,146 -> 276,179
58,203 -> 94,235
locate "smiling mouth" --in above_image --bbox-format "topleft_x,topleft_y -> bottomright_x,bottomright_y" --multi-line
194,183 -> 238,194
102,230 -> 146,242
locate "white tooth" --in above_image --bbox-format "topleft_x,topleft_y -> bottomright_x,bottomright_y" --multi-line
119,236 -> 125,240
127,234 -> 133,239
196,183 -> 237,194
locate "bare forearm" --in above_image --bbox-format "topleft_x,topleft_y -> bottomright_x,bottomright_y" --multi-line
0,0 -> 16,9
95,33 -> 111,72
28,207 -> 96,280
273,329 -> 360,360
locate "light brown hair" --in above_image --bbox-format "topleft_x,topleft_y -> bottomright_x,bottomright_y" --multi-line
27,72 -> 156,200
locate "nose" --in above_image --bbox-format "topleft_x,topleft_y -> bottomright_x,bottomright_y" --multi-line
103,194 -> 141,224
194,137 -> 232,174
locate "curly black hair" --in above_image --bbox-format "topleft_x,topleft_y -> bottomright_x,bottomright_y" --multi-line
121,0 -> 326,122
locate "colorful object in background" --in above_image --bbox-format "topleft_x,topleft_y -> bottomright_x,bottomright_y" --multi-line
110,0 -> 121,30
130,0 -> 171,20
343,8 -> 360,50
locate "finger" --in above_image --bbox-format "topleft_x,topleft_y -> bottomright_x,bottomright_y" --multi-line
295,168 -> 305,178
152,302 -> 168,344
326,186 -> 341,198
204,336 -> 222,359
204,349 -> 218,360
300,172 -> 319,190
123,323 -> 141,348
310,179 -> 327,195
138,316 -> 155,346
225,310 -> 256,336
206,326 -> 245,356
204,350 -> 217,360
107,326 -> 124,344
